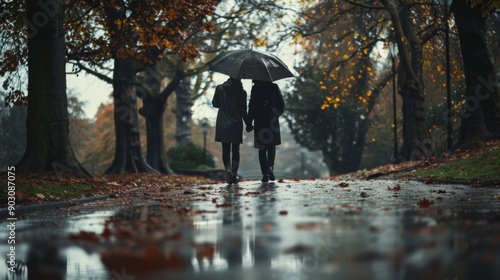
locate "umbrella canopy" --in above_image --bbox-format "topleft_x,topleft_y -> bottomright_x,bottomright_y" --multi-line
207,49 -> 295,82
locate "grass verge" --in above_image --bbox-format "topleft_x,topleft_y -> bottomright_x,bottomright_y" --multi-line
411,149 -> 500,181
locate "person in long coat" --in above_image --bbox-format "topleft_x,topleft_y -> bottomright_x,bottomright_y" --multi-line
212,77 -> 248,184
246,80 -> 285,182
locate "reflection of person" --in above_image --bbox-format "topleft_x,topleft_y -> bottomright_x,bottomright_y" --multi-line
217,186 -> 244,270
212,77 -> 248,184
251,185 -> 281,272
246,80 -> 285,182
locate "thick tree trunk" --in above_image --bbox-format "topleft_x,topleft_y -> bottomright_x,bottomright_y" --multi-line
138,63 -> 173,174
382,0 -> 429,162
452,0 -> 500,148
143,111 -> 172,174
320,114 -> 364,175
105,57 -> 157,174
17,0 -> 89,176
138,66 -> 183,174
175,77 -> 193,146
140,92 -> 173,174
398,80 -> 429,160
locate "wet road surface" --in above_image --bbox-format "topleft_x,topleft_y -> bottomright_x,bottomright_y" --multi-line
1,179 -> 500,280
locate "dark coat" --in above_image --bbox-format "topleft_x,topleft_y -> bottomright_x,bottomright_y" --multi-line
212,78 -> 247,144
247,81 -> 285,149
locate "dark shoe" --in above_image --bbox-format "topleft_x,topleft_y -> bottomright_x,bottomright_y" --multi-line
261,174 -> 269,183
226,170 -> 233,184
268,166 -> 275,181
232,174 -> 239,184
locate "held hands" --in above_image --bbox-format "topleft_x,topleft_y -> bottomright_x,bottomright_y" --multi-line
246,124 -> 254,132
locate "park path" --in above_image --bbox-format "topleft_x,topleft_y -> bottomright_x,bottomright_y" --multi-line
1,179 -> 500,280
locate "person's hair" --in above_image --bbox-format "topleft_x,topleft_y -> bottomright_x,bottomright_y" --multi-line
227,77 -> 243,90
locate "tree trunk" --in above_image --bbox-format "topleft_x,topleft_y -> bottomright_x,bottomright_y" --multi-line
175,77 -> 193,146
138,66 -> 184,174
105,57 -> 157,174
382,0 -> 429,161
143,110 -> 172,174
17,0 -> 89,176
139,64 -> 173,174
452,0 -> 500,148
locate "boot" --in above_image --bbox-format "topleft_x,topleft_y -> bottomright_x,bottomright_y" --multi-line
225,165 -> 233,184
261,173 -> 269,183
232,172 -> 239,184
268,166 -> 275,181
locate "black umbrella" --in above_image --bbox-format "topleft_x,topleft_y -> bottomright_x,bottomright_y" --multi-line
206,49 -> 295,82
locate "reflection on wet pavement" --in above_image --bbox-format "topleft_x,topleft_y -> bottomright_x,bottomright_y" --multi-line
1,179 -> 500,279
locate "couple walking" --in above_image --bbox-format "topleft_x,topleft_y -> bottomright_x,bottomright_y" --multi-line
212,77 -> 285,184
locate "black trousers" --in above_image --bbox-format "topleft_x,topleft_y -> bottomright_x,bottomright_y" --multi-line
258,145 -> 275,174
222,142 -> 240,172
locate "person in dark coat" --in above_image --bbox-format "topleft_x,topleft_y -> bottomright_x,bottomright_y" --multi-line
212,77 -> 248,184
246,80 -> 285,182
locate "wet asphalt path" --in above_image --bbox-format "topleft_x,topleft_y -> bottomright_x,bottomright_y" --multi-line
1,179 -> 500,280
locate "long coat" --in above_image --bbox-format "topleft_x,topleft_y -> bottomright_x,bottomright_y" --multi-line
212,78 -> 247,144
247,81 -> 285,149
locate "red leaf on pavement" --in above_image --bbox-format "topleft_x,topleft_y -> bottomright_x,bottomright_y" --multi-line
279,210 -> 288,215
69,231 -> 100,242
418,198 -> 434,207
295,223 -> 321,231
338,182 -> 349,188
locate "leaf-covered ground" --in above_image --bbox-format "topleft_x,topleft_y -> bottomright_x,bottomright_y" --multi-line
331,139 -> 500,187
0,173 -> 218,207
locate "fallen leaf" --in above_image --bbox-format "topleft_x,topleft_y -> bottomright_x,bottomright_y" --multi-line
388,185 -> 401,191
295,223 -> 321,231
69,231 -> 100,242
215,203 -> 232,208
338,182 -> 349,188
279,210 -> 288,215
368,225 -> 379,232
418,198 -> 434,207
244,191 -> 260,196
283,244 -> 313,254
264,224 -> 272,232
